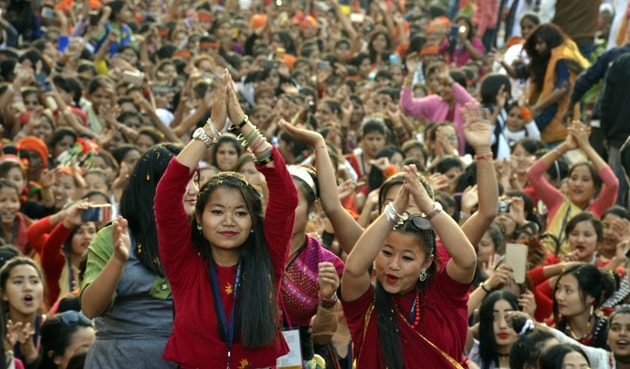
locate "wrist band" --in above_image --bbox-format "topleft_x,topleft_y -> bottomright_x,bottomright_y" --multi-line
320,292 -> 338,309
235,115 -> 249,129
480,282 -> 491,294
474,153 -> 493,161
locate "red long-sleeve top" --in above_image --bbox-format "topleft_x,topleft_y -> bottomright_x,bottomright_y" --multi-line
155,147 -> 298,369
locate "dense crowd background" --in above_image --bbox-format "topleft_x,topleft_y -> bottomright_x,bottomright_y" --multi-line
1,0 -> 630,368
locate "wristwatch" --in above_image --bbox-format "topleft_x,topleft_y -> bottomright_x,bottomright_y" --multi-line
424,202 -> 443,220
192,127 -> 215,148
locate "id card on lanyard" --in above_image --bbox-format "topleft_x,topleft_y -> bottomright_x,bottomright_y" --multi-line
276,329 -> 302,369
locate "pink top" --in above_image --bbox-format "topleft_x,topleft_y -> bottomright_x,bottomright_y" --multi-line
527,159 -> 619,224
400,84 -> 476,155
472,0 -> 500,37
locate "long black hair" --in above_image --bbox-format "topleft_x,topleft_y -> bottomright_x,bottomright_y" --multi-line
523,23 -> 565,92
509,329 -> 555,369
375,173 -> 436,369
538,343 -> 589,369
119,143 -> 183,276
191,172 -> 279,349
39,311 -> 94,369
479,291 -> 519,369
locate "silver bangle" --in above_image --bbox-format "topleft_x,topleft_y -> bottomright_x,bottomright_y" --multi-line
384,203 -> 405,226
205,117 -> 221,140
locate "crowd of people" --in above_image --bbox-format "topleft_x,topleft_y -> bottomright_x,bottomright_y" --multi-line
1,0 -> 630,367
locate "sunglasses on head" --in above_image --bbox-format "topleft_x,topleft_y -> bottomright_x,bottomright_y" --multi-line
59,310 -> 93,326
393,213 -> 434,231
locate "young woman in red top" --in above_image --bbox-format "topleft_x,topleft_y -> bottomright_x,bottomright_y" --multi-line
341,163 -> 477,368
154,71 -> 298,369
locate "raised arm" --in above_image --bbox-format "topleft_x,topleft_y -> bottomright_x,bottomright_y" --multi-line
406,166 -> 477,284
341,173 -> 411,302
81,218 -> 129,318
460,103 -> 498,246
277,121 -> 364,254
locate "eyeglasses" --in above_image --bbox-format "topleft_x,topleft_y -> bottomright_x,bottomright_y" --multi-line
59,310 -> 93,326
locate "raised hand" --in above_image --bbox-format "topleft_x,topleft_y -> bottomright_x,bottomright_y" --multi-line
405,52 -> 420,74
427,173 -> 449,192
210,73 -> 227,130
224,70 -> 245,126
369,157 -> 391,172
506,196 -> 526,227
461,102 -> 492,151
518,290 -> 537,318
460,185 -> 479,214
318,262 -> 340,301
483,262 -> 513,289
4,320 -> 22,352
112,216 -> 130,262
495,84 -> 508,109
568,120 -> 591,149
402,165 -> 432,214
277,120 -> 325,147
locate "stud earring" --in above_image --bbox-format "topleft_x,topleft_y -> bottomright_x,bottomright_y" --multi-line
419,268 -> 428,282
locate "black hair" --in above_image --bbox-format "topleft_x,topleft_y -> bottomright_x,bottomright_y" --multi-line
509,329 -> 555,369
52,76 -> 82,106
620,136 -> 630,180
290,165 -> 319,212
278,131 -> 308,162
49,127 -> 78,153
107,0 -> 126,22
506,191 -> 542,230
564,212 -> 603,244
538,343 -> 589,369
479,74 -> 512,106
360,118 -> 390,144
479,290 -> 519,369
39,312 -> 93,369
191,173 -> 279,348
455,161 -> 477,193
210,134 -> 242,171
524,23 -> 566,92
119,143 -> 183,276
602,205 -> 630,222
368,146 -> 404,191
450,70 -> 467,88
110,145 -> 139,166
512,137 -> 543,155
430,156 -> 464,176
375,175 -> 436,369
568,162 -> 602,195
553,264 -> 616,322
0,257 -> 46,317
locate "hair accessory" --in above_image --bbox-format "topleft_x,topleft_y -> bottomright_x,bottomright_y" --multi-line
146,174 -> 150,181
519,319 -> 535,335
289,166 -> 318,198
419,268 -> 428,282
